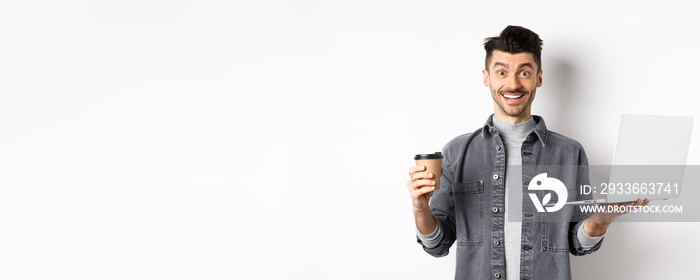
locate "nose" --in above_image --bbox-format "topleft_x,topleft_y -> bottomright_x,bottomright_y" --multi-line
504,74 -> 521,91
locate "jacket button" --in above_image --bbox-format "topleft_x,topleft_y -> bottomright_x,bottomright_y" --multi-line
493,174 -> 499,180
493,207 -> 499,213
494,272 -> 501,278
493,240 -> 500,246
496,145 -> 501,151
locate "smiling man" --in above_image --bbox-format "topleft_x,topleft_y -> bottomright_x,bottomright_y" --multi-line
406,26 -> 647,280
484,49 -> 540,123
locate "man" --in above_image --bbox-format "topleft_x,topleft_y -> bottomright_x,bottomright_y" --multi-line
406,26 -> 649,280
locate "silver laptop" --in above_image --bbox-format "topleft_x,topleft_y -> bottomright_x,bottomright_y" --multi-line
564,114 -> 694,205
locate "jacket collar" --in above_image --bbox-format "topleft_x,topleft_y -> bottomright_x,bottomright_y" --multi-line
481,114 -> 549,146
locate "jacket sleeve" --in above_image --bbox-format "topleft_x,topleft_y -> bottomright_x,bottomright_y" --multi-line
569,149 -> 605,255
416,146 -> 457,257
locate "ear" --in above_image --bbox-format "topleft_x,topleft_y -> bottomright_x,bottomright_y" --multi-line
482,69 -> 489,87
536,69 -> 543,87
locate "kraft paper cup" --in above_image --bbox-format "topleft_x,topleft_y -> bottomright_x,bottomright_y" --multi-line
414,152 -> 443,190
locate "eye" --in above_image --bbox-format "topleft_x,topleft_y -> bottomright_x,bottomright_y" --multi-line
520,71 -> 530,76
497,70 -> 506,76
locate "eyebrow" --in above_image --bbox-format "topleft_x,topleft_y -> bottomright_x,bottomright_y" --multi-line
493,62 -> 535,70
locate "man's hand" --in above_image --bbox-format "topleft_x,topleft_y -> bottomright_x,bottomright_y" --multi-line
407,165 -> 437,235
583,198 -> 650,237
407,165 -> 437,212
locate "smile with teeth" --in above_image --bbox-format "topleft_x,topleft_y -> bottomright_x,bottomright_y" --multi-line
503,94 -> 524,99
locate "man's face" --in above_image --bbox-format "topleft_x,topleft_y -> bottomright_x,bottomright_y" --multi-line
483,50 -> 543,123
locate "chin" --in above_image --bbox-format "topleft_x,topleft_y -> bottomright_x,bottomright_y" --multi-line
503,107 -> 529,117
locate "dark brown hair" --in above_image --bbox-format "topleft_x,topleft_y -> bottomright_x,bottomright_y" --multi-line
484,26 -> 543,71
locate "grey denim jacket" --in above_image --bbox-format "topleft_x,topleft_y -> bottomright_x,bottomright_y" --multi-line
417,115 -> 602,280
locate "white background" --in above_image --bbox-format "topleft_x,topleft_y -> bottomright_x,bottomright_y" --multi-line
1,0 -> 699,279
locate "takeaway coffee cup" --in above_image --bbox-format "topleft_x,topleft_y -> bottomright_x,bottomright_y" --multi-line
414,152 -> 443,190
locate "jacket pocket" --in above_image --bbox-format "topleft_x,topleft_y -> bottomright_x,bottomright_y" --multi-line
541,187 -> 577,252
453,180 -> 484,246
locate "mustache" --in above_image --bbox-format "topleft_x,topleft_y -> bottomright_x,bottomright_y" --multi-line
499,90 -> 528,95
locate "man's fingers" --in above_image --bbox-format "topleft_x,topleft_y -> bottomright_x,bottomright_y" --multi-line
410,171 -> 433,182
409,179 -> 436,190
406,179 -> 435,190
630,199 -> 649,206
633,199 -> 650,207
411,185 -> 436,197
408,165 -> 426,176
